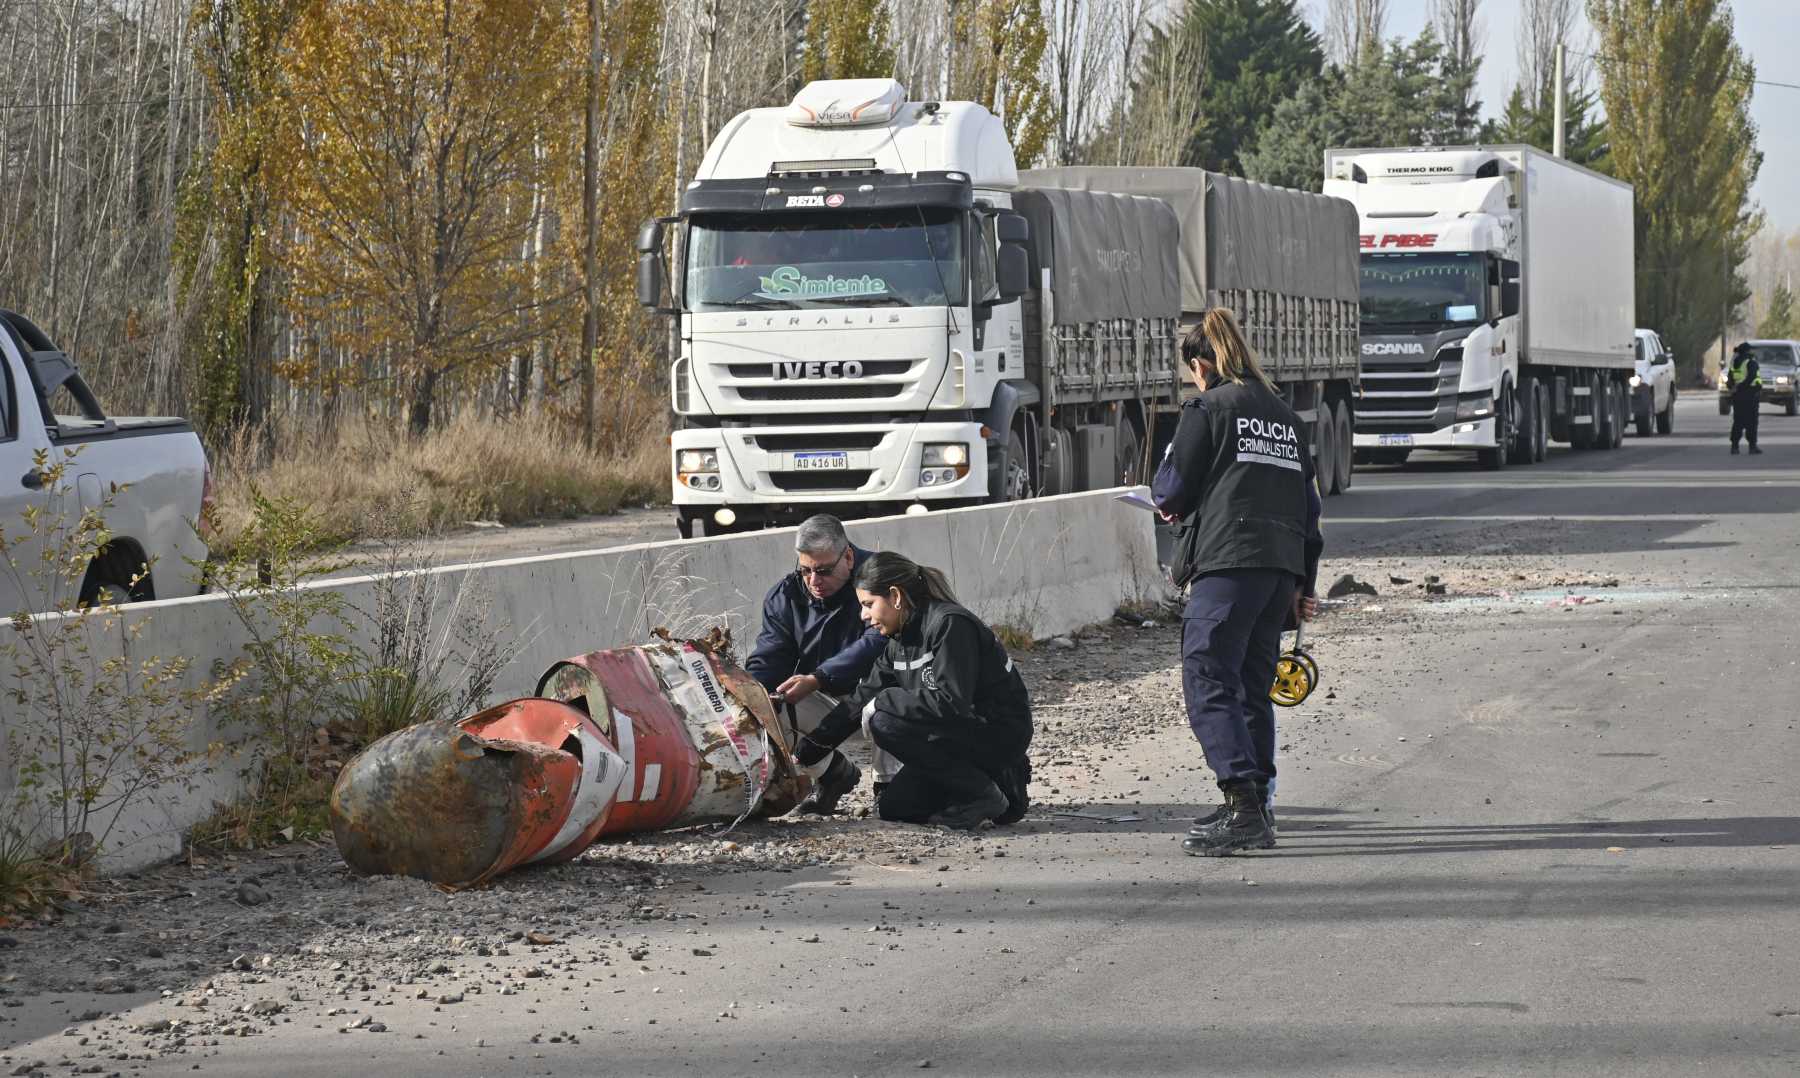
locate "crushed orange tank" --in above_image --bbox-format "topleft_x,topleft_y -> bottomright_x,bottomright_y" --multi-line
329,638 -> 808,890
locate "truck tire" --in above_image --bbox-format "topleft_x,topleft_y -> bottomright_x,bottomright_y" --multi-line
1478,385 -> 1510,470
1333,400 -> 1353,494
1113,413 -> 1142,487
1510,379 -> 1534,464
1533,382 -> 1550,461
992,426 -> 1031,502
1316,408 -> 1341,495
1657,389 -> 1675,434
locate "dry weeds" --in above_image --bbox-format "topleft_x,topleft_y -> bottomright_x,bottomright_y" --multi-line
207,413 -> 667,556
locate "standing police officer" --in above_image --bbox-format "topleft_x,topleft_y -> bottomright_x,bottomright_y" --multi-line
1726,343 -> 1764,456
1153,308 -> 1324,857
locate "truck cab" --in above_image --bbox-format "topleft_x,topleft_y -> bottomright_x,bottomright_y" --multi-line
1325,149 -> 1522,467
638,79 -> 1033,537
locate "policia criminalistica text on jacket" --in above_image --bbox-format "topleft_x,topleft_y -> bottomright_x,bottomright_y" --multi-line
1152,307 -> 1324,857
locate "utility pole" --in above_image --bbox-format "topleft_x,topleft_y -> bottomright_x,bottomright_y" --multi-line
1552,43 -> 1566,159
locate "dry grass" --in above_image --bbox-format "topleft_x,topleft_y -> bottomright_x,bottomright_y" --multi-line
208,412 -> 668,556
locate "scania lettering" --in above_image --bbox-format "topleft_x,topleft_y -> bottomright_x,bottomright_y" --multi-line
639,77 -> 1363,536
1325,145 -> 1636,469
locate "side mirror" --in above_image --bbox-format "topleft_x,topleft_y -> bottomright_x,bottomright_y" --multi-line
635,218 -> 663,254
1655,352 -> 1672,366
636,252 -> 665,309
1500,281 -> 1521,318
996,212 -> 1029,245
996,244 -> 1029,302
1501,258 -> 1521,281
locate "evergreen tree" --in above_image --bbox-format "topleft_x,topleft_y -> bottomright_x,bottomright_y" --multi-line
1758,281 -> 1796,340
1480,81 -> 1609,169
1179,0 -> 1325,175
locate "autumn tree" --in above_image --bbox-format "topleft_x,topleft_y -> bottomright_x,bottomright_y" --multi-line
1590,0 -> 1761,382
803,0 -> 895,82
274,0 -> 570,435
952,0 -> 1056,165
1757,281 -> 1795,340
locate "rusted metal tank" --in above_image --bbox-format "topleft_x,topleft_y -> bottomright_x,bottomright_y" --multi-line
330,639 -> 808,890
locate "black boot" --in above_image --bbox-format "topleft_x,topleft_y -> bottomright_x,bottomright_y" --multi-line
1731,444 -> 1740,454
1183,780 -> 1275,856
792,754 -> 861,815
928,780 -> 1008,830
1750,444 -> 1764,455
992,756 -> 1032,825
1194,798 -> 1276,835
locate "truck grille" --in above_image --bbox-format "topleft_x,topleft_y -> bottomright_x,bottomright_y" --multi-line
769,469 -> 874,492
727,360 -> 913,378
1357,346 -> 1462,433
738,384 -> 905,402
753,432 -> 886,451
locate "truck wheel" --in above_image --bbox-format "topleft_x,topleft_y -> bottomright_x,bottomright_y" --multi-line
993,426 -> 1031,502
1316,408 -> 1341,495
1113,414 -> 1142,487
1533,382 -> 1550,461
1333,400 -> 1353,494
1510,379 -> 1534,464
1478,386 -> 1510,470
1657,389 -> 1675,434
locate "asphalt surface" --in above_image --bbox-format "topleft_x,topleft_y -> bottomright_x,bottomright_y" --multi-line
6,396 -> 1798,1076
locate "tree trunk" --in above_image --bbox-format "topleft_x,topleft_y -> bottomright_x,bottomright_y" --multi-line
409,368 -> 439,437
578,0 -> 602,451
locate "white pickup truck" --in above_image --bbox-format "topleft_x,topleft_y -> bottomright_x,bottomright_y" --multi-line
1,309 -> 210,615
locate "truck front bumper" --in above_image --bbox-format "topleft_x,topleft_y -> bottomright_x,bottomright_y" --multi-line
1353,417 -> 1497,452
670,421 -> 991,522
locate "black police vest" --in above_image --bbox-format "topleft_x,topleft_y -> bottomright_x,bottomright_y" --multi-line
1167,380 -> 1312,587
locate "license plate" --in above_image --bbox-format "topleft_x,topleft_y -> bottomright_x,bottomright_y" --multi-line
1378,434 -> 1414,447
792,452 -> 850,471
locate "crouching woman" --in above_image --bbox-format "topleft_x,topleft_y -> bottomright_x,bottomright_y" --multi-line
792,551 -> 1033,829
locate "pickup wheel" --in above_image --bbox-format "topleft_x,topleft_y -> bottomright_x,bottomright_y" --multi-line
1657,389 -> 1675,435
1633,390 -> 1652,437
78,544 -> 153,608
1786,394 -> 1797,417
1719,397 -> 1730,416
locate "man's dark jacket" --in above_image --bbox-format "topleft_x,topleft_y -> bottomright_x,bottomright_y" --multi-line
1151,374 -> 1324,600
745,545 -> 886,695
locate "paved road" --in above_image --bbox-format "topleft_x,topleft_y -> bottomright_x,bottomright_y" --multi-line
7,396 -> 1798,1076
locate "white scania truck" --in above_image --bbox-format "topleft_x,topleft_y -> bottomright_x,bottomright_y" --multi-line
638,78 -> 1360,536
1323,146 -> 1635,468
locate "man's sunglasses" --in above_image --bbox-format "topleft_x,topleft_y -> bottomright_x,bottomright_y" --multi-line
795,550 -> 848,579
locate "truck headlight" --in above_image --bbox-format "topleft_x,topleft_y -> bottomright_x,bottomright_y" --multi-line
678,449 -> 722,490
1454,398 -> 1492,421
922,443 -> 969,468
1629,374 -> 1642,388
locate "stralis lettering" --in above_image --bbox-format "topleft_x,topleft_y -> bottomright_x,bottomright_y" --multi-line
1234,416 -> 1302,472
1362,342 -> 1428,356
772,360 -> 865,380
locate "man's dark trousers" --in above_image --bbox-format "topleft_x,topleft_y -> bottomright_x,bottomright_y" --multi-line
1732,395 -> 1760,449
1181,568 -> 1296,786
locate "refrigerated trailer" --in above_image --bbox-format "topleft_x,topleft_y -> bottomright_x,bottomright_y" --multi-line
1324,145 -> 1636,468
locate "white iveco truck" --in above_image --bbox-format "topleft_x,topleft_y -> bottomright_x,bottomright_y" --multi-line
1324,146 -> 1635,468
638,78 -> 1359,536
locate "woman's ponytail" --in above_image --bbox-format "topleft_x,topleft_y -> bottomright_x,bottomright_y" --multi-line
1199,307 -> 1275,393
854,551 -> 958,609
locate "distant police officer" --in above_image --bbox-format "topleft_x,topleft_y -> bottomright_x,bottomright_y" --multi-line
1153,308 -> 1323,857
1727,343 -> 1764,456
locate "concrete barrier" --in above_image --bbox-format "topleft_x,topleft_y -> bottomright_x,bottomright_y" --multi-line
0,488 -> 1161,872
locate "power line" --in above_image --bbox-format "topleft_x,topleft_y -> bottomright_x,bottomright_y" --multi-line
1566,48 -> 1800,95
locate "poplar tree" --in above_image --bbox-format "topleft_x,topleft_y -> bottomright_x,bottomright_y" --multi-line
802,0 -> 895,82
1757,282 -> 1796,340
1589,0 -> 1761,382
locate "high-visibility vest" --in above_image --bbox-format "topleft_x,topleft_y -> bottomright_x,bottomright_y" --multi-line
1731,357 -> 1762,388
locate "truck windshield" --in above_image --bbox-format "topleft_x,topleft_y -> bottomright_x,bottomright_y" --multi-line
685,209 -> 965,311
1359,252 -> 1486,327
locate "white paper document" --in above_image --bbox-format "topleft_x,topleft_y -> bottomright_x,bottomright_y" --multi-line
1114,491 -> 1159,513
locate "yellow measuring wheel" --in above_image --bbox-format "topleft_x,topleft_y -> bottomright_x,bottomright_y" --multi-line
1270,623 -> 1319,708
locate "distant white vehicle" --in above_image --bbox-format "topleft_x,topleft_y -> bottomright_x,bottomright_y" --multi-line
1630,328 -> 1677,435
1,310 -> 211,615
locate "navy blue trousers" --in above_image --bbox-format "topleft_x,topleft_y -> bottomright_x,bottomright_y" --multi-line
1181,568 -> 1295,787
